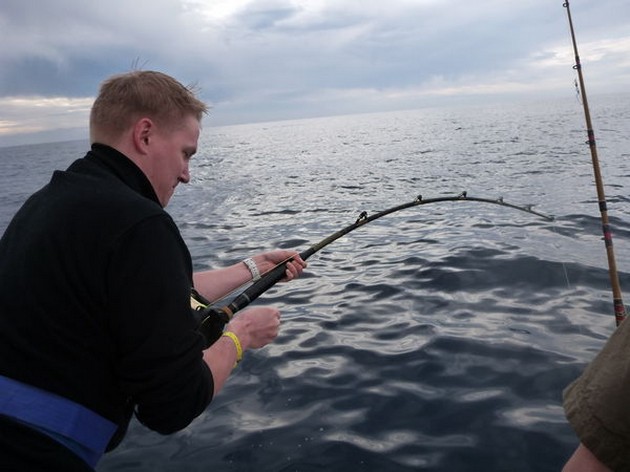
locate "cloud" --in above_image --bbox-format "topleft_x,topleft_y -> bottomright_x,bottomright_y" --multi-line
1,0 -> 629,146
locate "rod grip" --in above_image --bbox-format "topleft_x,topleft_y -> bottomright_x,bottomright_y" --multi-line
195,307 -> 231,348
193,253 -> 311,347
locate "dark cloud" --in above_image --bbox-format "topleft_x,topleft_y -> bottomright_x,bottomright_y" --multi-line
0,55 -> 145,97
234,5 -> 300,30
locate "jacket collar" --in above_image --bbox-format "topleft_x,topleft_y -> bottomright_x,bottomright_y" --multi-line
86,143 -> 161,207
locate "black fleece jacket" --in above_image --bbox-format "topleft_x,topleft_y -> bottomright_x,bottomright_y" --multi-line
0,144 -> 213,449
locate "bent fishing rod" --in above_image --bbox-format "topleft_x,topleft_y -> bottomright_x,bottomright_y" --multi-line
563,1 -> 626,325
192,192 -> 553,347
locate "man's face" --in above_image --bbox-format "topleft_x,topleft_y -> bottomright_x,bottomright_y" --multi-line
146,114 -> 200,207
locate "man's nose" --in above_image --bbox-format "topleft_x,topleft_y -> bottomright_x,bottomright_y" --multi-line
179,164 -> 190,184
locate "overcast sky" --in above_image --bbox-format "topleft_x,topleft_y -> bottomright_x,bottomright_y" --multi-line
1,0 -> 629,147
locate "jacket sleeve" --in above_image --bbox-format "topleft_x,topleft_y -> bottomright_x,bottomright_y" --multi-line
106,214 -> 214,434
563,316 -> 630,471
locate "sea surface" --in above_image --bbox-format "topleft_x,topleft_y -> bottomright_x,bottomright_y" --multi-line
1,94 -> 630,471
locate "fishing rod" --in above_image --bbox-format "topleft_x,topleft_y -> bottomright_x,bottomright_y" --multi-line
192,191 -> 553,346
563,1 -> 626,326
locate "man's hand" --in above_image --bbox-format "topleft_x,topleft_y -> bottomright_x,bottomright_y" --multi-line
251,250 -> 307,282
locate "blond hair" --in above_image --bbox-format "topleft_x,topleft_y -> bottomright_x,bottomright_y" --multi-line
89,70 -> 208,143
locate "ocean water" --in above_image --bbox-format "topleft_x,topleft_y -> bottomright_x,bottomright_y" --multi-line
1,94 -> 629,471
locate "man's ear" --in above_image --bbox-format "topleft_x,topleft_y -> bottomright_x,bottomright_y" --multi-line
132,118 -> 153,154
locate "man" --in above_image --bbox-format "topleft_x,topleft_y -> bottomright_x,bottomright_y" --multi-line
0,70 -> 306,471
562,312 -> 630,471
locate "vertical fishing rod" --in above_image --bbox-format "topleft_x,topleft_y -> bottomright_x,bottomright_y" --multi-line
563,0 -> 626,325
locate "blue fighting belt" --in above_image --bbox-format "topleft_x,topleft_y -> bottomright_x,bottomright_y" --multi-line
0,374 -> 117,467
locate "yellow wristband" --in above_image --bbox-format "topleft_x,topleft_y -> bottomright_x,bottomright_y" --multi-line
222,331 -> 243,365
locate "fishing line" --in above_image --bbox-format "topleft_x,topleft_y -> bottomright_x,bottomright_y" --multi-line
547,222 -> 574,291
192,192 -> 554,347
563,0 -> 626,325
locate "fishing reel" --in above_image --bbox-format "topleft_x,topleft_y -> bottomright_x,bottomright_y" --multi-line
191,289 -> 230,348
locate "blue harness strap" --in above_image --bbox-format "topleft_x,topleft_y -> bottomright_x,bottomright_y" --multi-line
0,374 -> 117,467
